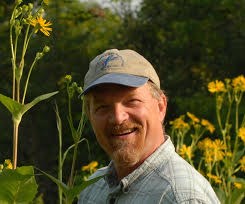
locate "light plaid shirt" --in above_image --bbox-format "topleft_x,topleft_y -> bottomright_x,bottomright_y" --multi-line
78,136 -> 220,204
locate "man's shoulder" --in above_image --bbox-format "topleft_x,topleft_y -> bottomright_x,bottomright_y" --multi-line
78,167 -> 109,203
89,166 -> 108,179
152,152 -> 220,203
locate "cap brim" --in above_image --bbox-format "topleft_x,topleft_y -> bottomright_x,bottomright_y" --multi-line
82,73 -> 149,95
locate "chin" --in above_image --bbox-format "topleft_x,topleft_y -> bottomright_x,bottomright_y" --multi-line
111,147 -> 140,167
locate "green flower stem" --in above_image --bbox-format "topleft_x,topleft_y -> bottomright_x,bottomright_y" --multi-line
232,93 -> 243,164
224,99 -> 232,132
67,91 -> 75,187
191,128 -> 205,150
10,2 -> 20,170
68,98 -> 86,187
78,101 -> 86,134
67,93 -> 77,187
216,95 -> 228,148
216,94 -> 224,133
10,4 -> 18,100
22,57 -> 38,104
14,31 -> 21,102
21,25 -> 32,62
13,120 -> 20,169
197,159 -> 203,172
68,143 -> 78,187
55,104 -> 63,204
16,78 -> 21,103
11,58 -> 16,100
10,30 -> 17,100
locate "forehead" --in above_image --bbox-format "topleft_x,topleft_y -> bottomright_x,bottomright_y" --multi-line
88,83 -> 150,100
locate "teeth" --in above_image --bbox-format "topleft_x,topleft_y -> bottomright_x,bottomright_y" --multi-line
113,128 -> 135,136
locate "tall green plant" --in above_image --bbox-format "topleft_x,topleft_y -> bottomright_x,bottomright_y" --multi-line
0,0 -> 57,169
0,0 -> 57,202
37,75 -> 104,204
170,75 -> 245,204
0,1 -> 104,203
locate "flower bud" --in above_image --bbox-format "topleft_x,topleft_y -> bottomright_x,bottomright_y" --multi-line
22,18 -> 27,24
14,9 -> 19,17
14,20 -> 22,35
0,164 -> 3,172
77,87 -> 83,94
68,86 -> 75,98
216,95 -> 224,111
72,82 -> 78,89
65,75 -> 72,83
15,19 -> 20,26
43,46 -> 50,53
13,8 -> 22,18
10,19 -> 15,26
36,52 -> 44,60
38,8 -> 45,15
15,26 -> 22,36
17,0 -> 23,5
22,5 -> 28,12
43,0 -> 49,6
28,3 -> 33,10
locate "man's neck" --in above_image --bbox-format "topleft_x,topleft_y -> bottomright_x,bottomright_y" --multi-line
114,161 -> 143,180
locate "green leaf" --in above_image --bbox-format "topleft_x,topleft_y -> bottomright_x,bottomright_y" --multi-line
35,167 -> 68,193
214,187 -> 226,204
62,139 -> 86,166
225,177 -> 245,204
36,167 -> 104,204
234,149 -> 245,163
66,175 -> 104,203
230,188 -> 245,204
0,93 -> 23,120
0,91 -> 58,123
228,177 -> 245,185
67,116 -> 79,142
0,166 -> 38,203
22,91 -> 59,115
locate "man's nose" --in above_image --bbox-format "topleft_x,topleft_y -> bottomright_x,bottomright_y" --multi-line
109,104 -> 129,124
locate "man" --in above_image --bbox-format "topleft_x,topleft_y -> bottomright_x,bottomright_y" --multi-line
78,49 -> 220,204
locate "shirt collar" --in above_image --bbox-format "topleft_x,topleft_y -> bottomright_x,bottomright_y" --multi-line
104,135 -> 175,190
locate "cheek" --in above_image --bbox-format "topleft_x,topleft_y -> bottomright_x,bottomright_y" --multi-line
90,115 -> 106,134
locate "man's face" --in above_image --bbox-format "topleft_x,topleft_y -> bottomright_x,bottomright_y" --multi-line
88,83 -> 167,167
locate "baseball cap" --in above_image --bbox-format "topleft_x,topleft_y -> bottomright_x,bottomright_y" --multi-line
82,49 -> 160,94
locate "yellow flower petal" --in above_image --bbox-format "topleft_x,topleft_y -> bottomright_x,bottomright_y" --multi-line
238,127 -> 245,143
29,16 -> 52,36
208,80 -> 226,93
232,75 -> 245,91
187,112 -> 200,123
207,173 -> 222,184
240,156 -> 245,172
179,144 -> 193,159
201,119 -> 215,133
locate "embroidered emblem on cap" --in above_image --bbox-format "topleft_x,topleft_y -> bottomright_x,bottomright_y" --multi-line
96,52 -> 124,70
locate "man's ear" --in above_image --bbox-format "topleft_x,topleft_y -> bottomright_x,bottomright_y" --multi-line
158,93 -> 167,123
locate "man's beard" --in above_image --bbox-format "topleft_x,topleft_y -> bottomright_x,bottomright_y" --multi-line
108,122 -> 144,167
111,140 -> 140,166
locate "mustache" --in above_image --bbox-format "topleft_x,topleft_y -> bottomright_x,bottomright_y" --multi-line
109,122 -> 142,135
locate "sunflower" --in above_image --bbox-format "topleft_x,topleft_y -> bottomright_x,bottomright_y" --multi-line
30,16 -> 52,36
208,80 -> 226,93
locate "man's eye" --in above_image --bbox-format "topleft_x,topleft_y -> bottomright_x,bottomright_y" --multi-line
128,99 -> 141,105
95,105 -> 108,112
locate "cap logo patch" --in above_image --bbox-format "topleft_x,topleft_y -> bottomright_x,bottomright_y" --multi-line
96,52 -> 124,70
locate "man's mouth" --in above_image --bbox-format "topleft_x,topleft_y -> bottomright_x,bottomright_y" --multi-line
112,127 -> 137,137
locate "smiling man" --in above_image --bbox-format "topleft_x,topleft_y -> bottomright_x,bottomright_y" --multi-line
78,49 -> 220,204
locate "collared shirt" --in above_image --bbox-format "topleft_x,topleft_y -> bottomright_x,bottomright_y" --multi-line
78,136 -> 220,204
